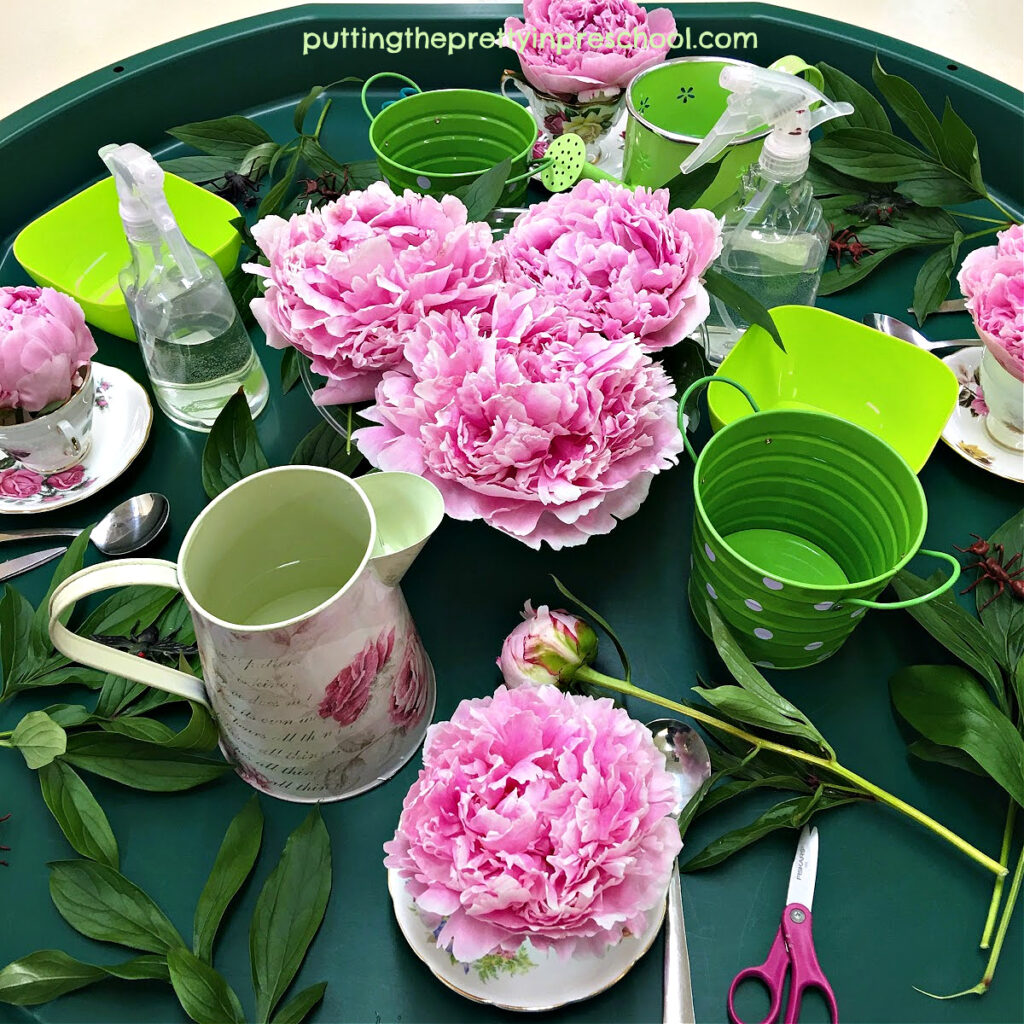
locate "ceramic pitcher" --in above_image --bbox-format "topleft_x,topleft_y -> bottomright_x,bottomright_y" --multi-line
48,466 -> 445,802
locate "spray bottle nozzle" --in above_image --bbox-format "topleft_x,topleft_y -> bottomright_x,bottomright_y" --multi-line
679,66 -> 853,182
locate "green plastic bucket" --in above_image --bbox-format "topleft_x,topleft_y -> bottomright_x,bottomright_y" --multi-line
362,73 -> 542,204
623,55 -> 822,208
680,377 -> 960,670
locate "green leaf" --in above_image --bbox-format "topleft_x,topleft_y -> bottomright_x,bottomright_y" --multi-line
0,950 -> 105,1006
704,267 -> 785,351
280,348 -> 301,395
160,156 -> 237,183
99,703 -> 217,752
706,604 -> 831,755
908,738 -> 986,776
38,761 -> 119,868
344,160 -> 382,189
871,57 -> 945,157
258,143 -> 303,219
167,947 -> 245,1024
818,246 -> 909,295
31,528 -> 93,657
895,174 -> 982,207
250,807 -> 332,1022
892,569 -> 1006,698
271,981 -> 328,1024
227,266 -> 259,327
95,674 -> 143,719
940,98 -> 985,192
239,142 -> 280,181
813,128 -> 939,181
0,584 -> 38,696
456,157 -> 513,222
102,955 -> 170,981
290,419 -> 364,474
681,790 -> 858,871
80,585 -> 179,638
299,137 -> 350,181
817,62 -> 892,133
292,77 -> 360,135
696,774 -> 813,818
855,206 -> 960,248
168,116 -> 274,161
698,685 -> 828,748
805,157 -> 877,198
664,159 -> 724,211
912,232 -> 962,325
890,665 -> 1024,806
49,859 -> 185,953
63,732 -> 231,792
551,576 -> 631,683
9,711 -> 67,769
201,389 -> 270,499
975,508 -> 1024,670
194,796 -> 264,964
41,704 -> 92,728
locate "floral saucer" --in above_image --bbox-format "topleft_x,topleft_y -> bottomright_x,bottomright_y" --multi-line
941,349 -> 1023,484
387,870 -> 665,1012
0,363 -> 153,514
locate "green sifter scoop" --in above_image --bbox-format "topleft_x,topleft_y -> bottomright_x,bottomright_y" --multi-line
538,135 -> 626,193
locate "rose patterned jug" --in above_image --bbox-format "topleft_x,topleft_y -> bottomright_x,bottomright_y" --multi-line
48,466 -> 444,802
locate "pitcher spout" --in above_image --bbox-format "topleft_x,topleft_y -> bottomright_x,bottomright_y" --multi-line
355,472 -> 445,586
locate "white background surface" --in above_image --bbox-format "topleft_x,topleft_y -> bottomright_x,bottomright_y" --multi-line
0,0 -> 1021,122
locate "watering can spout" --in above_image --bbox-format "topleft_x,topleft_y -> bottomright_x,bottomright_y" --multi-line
354,472 -> 445,586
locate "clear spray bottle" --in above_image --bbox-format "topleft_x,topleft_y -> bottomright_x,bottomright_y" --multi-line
100,143 -> 268,431
680,68 -> 854,364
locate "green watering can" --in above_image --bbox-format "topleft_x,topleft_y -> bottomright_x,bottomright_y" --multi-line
679,377 -> 960,670
362,73 -> 549,204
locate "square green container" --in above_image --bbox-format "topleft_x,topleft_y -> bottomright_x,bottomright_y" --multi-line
13,173 -> 242,340
709,306 -> 959,473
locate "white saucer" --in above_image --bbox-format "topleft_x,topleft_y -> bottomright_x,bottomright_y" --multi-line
940,350 -> 1023,484
0,363 -> 153,515
388,869 -> 665,1012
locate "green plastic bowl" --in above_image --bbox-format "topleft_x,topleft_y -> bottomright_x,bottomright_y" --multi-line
13,174 -> 241,341
709,306 -> 959,473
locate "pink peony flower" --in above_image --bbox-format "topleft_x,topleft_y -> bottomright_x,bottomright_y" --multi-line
499,180 -> 722,352
353,289 -> 684,550
388,636 -> 431,729
384,684 -> 681,962
0,286 -> 96,413
318,628 -> 395,726
498,601 -> 597,687
245,182 -> 500,405
958,227 -> 1024,381
0,467 -> 44,498
46,464 -> 85,490
504,0 -> 677,101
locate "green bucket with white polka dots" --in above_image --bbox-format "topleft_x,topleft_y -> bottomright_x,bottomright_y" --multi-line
679,377 -> 961,670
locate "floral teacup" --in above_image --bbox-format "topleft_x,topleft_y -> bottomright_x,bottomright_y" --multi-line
978,335 -> 1024,452
501,70 -> 625,164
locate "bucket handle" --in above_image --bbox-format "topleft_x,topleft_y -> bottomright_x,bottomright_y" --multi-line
361,73 -> 422,120
678,376 -> 759,463
840,551 -> 961,610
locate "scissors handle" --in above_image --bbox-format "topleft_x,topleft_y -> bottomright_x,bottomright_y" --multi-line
780,904 -> 838,1024
727,926 -> 788,1024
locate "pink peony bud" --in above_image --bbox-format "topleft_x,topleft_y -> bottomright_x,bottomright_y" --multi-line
497,600 -> 598,688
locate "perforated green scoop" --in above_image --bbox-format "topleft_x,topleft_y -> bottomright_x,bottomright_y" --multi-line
539,134 -> 626,193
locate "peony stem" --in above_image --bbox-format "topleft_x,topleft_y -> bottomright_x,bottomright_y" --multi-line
980,802 -> 1017,948
986,193 -> 1018,223
978,840 -> 1024,989
577,667 -> 1007,878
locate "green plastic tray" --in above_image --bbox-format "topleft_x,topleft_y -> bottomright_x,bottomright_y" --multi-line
0,6 -> 1021,1024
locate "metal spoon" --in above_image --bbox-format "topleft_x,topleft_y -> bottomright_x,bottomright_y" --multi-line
864,313 -> 983,353
649,719 -> 713,1024
0,492 -> 170,557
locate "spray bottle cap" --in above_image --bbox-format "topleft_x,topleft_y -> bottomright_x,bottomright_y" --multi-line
679,66 -> 853,183
99,143 -> 201,284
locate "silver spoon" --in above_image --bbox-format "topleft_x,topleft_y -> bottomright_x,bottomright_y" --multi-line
649,719 -> 713,1024
0,492 -> 170,557
864,313 -> 983,353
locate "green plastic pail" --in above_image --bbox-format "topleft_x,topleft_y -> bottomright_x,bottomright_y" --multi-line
363,73 -> 541,203
680,377 -> 960,669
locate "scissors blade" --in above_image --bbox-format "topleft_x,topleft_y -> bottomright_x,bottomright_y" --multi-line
785,826 -> 818,910
0,546 -> 68,582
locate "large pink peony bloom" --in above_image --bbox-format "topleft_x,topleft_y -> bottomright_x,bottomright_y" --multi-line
504,0 -> 677,101
384,684 -> 681,961
958,226 -> 1024,380
318,628 -> 395,726
245,182 -> 500,404
0,286 -> 96,412
353,290 -> 684,550
500,180 -> 722,352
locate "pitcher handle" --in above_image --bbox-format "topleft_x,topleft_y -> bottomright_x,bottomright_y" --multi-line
500,69 -> 525,101
678,376 -> 760,464
841,550 -> 961,610
361,72 -> 422,120
48,559 -> 209,707
769,55 -> 825,92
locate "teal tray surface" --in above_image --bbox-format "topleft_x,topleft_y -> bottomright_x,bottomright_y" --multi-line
1,6 -> 1021,1024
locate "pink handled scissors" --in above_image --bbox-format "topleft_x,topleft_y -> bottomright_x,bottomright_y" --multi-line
727,826 -> 838,1024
